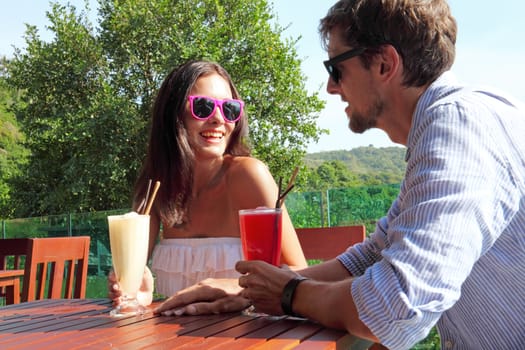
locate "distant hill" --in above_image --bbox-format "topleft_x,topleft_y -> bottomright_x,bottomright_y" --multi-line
305,146 -> 407,178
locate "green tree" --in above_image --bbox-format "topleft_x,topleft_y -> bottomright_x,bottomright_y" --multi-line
0,57 -> 29,218
301,160 -> 361,191
303,146 -> 406,187
7,0 -> 325,217
7,3 -> 137,216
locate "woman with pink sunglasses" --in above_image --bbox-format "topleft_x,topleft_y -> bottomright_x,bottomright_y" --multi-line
109,60 -> 307,307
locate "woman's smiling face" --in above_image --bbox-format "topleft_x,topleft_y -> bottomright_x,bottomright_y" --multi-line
184,73 -> 237,160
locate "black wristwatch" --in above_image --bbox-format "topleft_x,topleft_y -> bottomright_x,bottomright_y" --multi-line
281,276 -> 309,317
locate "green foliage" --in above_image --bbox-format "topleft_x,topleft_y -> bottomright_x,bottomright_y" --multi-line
303,146 -> 406,186
296,147 -> 405,198
301,160 -> 360,191
275,147 -> 406,229
327,184 -> 400,227
286,190 -> 324,227
286,185 -> 400,231
412,327 -> 441,349
0,59 -> 29,218
86,275 -> 109,299
5,0 -> 324,217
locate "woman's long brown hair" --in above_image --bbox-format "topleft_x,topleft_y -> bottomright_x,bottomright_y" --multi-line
133,60 -> 250,227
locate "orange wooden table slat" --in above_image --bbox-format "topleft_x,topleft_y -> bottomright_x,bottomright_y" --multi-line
0,298 -> 372,350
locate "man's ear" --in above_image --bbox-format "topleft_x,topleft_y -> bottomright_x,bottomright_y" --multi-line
376,44 -> 400,82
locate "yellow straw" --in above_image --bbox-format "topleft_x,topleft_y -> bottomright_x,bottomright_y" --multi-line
143,181 -> 161,215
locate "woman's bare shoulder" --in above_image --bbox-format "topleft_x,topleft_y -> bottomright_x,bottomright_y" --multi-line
227,156 -> 270,176
225,156 -> 276,199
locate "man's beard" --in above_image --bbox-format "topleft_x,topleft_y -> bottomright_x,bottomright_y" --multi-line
348,96 -> 384,134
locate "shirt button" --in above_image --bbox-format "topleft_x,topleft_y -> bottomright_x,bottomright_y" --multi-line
444,340 -> 453,348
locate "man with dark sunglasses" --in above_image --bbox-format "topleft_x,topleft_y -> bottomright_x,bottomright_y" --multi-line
155,1 -> 525,349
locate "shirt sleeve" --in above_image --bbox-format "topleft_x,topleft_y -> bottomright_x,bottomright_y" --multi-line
337,96 -> 521,349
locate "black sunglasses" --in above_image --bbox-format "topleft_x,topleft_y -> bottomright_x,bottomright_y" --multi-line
323,47 -> 366,84
188,95 -> 244,123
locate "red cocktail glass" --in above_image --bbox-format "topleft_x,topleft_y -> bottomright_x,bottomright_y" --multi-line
239,207 -> 282,266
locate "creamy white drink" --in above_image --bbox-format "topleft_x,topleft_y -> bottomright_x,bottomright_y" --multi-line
108,212 -> 149,315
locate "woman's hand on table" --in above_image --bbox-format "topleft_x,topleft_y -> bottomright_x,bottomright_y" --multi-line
154,278 -> 251,316
108,266 -> 154,307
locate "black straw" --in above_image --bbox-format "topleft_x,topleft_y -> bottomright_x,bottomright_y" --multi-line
275,177 -> 283,208
277,184 -> 295,208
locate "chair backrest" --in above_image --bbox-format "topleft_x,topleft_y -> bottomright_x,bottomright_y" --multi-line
0,238 -> 30,270
21,236 -> 91,302
296,225 -> 366,261
0,238 -> 30,304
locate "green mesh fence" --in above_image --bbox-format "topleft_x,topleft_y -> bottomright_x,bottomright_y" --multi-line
286,184 -> 400,233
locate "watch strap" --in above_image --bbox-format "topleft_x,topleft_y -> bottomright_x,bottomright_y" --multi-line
281,276 -> 309,317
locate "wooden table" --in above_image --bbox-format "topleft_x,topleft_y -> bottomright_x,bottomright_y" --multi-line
0,269 -> 24,305
0,298 -> 373,349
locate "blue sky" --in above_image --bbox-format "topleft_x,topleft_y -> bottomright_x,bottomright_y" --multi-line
2,0 -> 524,152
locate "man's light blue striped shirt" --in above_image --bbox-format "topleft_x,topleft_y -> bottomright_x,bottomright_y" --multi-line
338,72 -> 525,349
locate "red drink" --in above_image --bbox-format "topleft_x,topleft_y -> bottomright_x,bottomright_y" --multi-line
239,208 -> 282,266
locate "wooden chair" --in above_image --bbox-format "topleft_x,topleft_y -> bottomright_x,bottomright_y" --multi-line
0,236 -> 90,303
24,236 -> 91,301
295,225 -> 366,261
0,238 -> 28,305
295,226 -> 388,350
